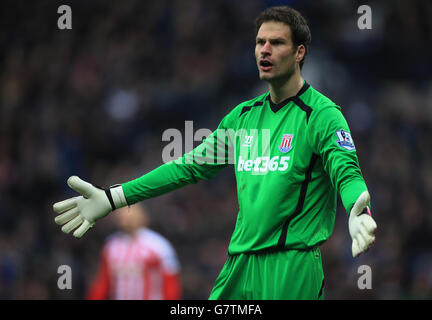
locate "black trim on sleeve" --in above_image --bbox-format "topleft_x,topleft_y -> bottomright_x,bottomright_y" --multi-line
252,100 -> 264,107
292,96 -> 312,123
239,105 -> 252,116
239,100 -> 264,117
277,153 -> 318,248
318,278 -> 325,299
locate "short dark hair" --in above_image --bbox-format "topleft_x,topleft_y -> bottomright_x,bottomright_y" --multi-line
254,6 -> 311,69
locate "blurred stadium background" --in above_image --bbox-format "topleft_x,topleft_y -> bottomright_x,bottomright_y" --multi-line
0,0 -> 431,299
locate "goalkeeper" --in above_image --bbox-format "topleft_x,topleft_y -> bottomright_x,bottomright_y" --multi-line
53,6 -> 377,299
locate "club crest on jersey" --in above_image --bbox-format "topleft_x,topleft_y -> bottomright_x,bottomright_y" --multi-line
336,129 -> 355,151
278,134 -> 294,153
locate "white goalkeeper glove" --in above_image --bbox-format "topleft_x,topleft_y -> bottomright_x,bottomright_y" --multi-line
348,190 -> 377,258
53,176 -> 127,238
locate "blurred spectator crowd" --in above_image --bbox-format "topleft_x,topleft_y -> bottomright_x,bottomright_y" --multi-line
0,0 -> 431,299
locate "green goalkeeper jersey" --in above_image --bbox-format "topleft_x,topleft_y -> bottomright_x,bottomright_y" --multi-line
122,81 -> 368,255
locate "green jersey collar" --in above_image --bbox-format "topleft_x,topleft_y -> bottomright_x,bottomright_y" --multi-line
267,81 -> 310,113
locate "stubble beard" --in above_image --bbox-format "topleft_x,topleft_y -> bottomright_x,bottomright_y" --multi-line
261,64 -> 296,88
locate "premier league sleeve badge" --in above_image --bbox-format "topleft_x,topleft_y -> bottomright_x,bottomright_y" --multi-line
335,129 -> 356,151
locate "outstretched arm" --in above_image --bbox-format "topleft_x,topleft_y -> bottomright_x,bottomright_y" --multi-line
53,123 -> 232,238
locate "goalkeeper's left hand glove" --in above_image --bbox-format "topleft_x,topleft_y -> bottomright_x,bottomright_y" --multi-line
349,191 -> 377,258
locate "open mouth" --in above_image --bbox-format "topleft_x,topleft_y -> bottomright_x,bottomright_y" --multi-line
259,60 -> 273,71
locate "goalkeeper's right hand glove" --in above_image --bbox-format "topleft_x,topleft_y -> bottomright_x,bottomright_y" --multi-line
53,176 -> 127,238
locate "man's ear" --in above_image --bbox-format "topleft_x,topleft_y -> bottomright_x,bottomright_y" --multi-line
296,45 -> 306,64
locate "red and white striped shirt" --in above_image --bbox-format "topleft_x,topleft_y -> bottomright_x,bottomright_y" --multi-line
86,228 -> 181,300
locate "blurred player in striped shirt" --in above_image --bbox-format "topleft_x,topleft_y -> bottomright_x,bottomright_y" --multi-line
86,204 -> 182,300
